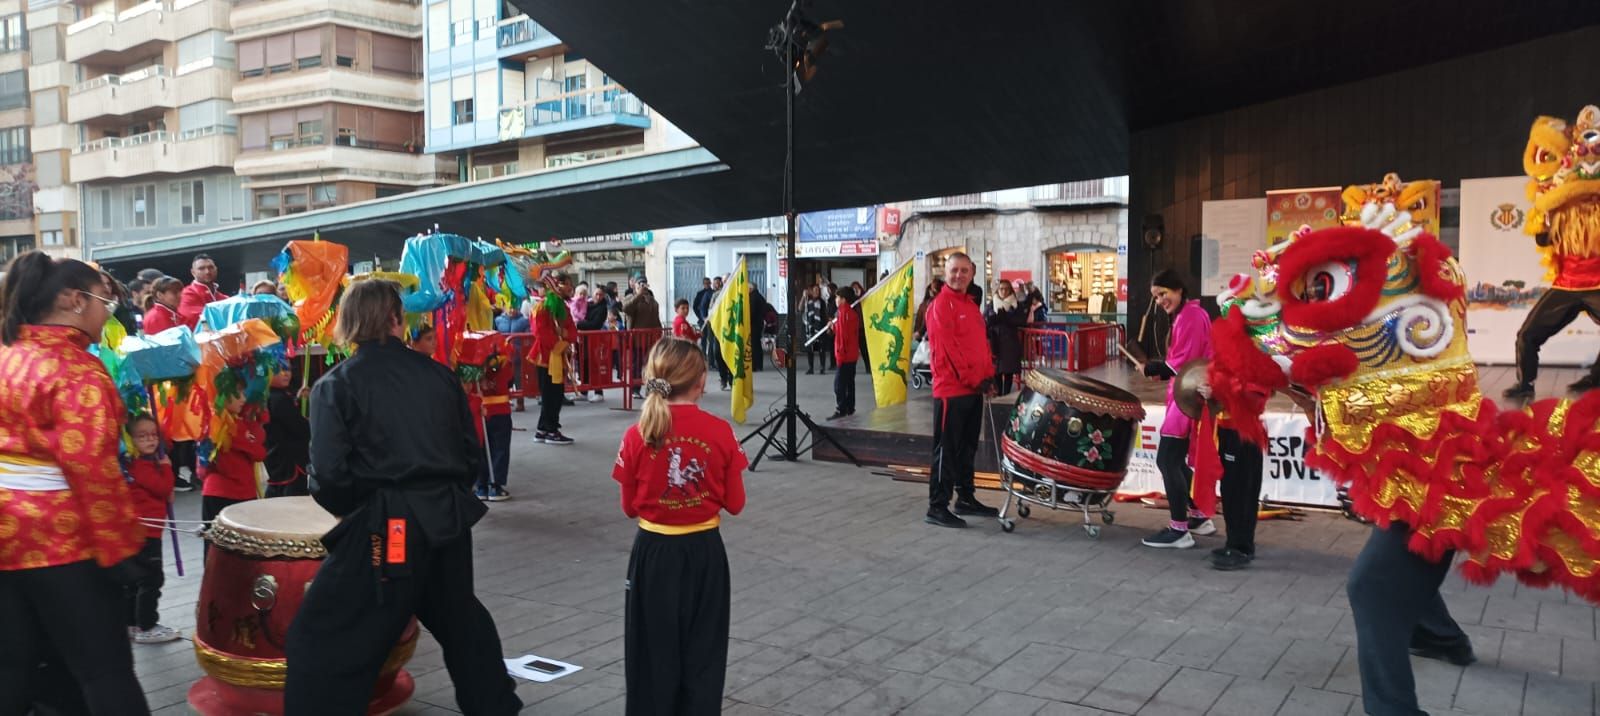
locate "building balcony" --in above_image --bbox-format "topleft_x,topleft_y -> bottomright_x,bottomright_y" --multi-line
234,141 -> 442,187
232,67 -> 421,113
69,63 -> 234,123
229,0 -> 420,39
70,126 -> 239,183
495,15 -> 561,61
1027,177 -> 1129,206
65,0 -> 231,65
496,89 -> 650,142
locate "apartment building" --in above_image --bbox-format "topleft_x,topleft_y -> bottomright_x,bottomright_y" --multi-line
423,0 -> 686,183
0,0 -> 34,261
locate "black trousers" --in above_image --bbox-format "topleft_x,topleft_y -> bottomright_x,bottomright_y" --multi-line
706,334 -> 732,385
806,345 -> 833,372
285,528 -> 521,715
1217,428 -> 1263,554
0,561 -> 150,716
930,394 -> 983,509
834,360 -> 857,414
1514,287 -> 1600,385
169,440 -> 196,480
625,528 -> 730,716
202,495 -> 248,557
121,538 -> 164,631
537,366 -> 565,433
1156,435 -> 1193,524
476,413 -> 511,490
1347,523 -> 1469,716
995,372 -> 1016,396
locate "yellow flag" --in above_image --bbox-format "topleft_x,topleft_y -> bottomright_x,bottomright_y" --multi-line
860,260 -> 915,407
708,258 -> 754,423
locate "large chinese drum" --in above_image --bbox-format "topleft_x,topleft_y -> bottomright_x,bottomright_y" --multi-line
189,497 -> 417,715
1002,369 -> 1146,491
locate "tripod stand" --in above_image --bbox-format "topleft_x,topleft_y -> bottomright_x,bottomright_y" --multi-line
741,1 -> 858,472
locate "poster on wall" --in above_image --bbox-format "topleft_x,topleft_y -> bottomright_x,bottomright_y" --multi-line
1200,198 -> 1269,296
1118,403 -> 1339,508
797,206 -> 882,257
1458,176 -> 1598,365
1265,187 -> 1343,247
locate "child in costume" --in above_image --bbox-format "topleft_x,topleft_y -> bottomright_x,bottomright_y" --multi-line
264,368 -> 310,497
612,339 -> 747,716
201,394 -> 266,526
121,414 -> 181,643
672,298 -> 700,341
475,344 -> 514,502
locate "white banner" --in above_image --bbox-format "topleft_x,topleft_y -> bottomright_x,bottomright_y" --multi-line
1199,198 -> 1269,296
1458,176 -> 1598,365
1117,404 -> 1340,508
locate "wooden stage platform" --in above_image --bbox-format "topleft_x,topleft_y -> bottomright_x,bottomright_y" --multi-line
812,361 -> 1586,469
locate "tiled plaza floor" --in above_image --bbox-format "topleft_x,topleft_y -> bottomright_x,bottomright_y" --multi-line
132,368 -> 1600,715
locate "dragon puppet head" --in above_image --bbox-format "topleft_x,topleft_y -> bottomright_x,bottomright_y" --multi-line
1212,190 -> 1479,452
1524,108 -> 1600,281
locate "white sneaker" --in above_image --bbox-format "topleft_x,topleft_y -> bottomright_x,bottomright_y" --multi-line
587,393 -> 603,403
133,625 -> 182,644
1188,518 -> 1217,536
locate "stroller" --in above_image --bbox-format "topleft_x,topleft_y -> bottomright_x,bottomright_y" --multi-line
909,337 -> 933,389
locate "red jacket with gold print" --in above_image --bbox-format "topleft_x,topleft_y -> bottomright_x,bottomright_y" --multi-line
0,325 -> 144,570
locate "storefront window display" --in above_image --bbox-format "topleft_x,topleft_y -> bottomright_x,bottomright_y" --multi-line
1047,249 -> 1118,317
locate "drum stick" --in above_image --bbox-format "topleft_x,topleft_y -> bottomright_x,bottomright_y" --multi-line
1116,343 -> 1146,370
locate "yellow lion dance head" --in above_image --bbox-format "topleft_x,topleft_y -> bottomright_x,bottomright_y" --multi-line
1523,107 -> 1600,278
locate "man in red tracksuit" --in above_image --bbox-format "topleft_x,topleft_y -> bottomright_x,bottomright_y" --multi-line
923,252 -> 998,528
177,253 -> 228,329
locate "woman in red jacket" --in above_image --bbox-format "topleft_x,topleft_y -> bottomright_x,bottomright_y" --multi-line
0,251 -> 148,714
140,276 -> 183,335
612,338 -> 747,716
828,287 -> 860,420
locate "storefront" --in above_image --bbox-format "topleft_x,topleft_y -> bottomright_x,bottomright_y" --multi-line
1045,247 -> 1121,319
546,233 -> 651,289
796,206 -> 898,296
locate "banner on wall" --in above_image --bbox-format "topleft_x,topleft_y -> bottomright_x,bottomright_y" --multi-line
1117,403 -> 1340,508
1458,176 -> 1598,365
1200,198 -> 1268,296
1265,187 -> 1343,247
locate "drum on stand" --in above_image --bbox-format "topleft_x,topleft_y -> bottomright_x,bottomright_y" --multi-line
189,496 -> 417,716
1002,369 -> 1145,491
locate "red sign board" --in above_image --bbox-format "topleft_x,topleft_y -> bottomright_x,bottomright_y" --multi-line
1117,278 -> 1128,301
778,259 -> 787,278
880,207 -> 902,235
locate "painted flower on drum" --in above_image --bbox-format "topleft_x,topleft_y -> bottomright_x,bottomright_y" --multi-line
1085,447 -> 1101,464
1089,429 -> 1104,446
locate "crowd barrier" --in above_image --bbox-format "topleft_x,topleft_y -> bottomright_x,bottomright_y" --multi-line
1019,322 -> 1123,373
503,328 -> 667,410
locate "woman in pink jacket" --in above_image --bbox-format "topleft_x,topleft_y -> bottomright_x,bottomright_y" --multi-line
1140,269 -> 1214,549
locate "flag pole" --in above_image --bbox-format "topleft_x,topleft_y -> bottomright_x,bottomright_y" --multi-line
801,256 -> 915,348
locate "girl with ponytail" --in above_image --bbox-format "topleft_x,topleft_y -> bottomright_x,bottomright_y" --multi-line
612,337 -> 748,715
0,251 -> 149,712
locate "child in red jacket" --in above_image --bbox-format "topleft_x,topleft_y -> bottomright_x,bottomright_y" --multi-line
201,394 -> 266,526
122,415 -> 181,643
474,352 -> 514,502
828,288 -> 860,420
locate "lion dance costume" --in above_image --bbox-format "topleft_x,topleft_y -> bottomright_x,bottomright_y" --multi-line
1210,176 -> 1600,715
1507,107 -> 1600,398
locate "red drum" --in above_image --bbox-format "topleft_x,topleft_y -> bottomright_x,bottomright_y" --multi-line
1001,369 -> 1145,491
189,497 -> 417,716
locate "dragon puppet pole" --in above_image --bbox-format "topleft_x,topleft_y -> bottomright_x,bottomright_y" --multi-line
148,384 -> 185,577
801,255 -> 916,348
299,348 -> 312,418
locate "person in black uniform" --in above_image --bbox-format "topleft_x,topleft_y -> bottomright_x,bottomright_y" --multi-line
284,280 -> 522,715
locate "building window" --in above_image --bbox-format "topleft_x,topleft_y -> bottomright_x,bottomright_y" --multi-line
312,184 -> 337,206
452,98 -> 474,125
130,184 -> 157,228
255,191 -> 280,218
297,54 -> 322,69
172,180 -> 205,224
0,126 -> 27,165
41,230 -> 62,246
298,120 -> 323,146
96,189 -> 111,229
271,133 -> 293,150
336,127 -> 356,146
0,15 -> 25,54
452,19 -> 473,46
0,71 -> 24,111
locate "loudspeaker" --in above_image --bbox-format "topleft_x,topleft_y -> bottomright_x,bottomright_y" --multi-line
1141,213 -> 1164,250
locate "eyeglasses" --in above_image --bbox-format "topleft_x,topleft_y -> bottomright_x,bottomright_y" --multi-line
75,289 -> 118,314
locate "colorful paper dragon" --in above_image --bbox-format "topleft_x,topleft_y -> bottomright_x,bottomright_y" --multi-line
1211,184 -> 1600,602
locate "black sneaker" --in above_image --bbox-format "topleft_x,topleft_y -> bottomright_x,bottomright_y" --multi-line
952,496 -> 999,517
487,486 -> 511,502
1569,375 -> 1600,394
1502,383 -> 1535,400
543,432 -> 575,446
826,411 -> 846,420
1409,641 -> 1477,666
1211,547 -> 1253,571
924,507 -> 967,528
172,477 -> 195,493
1142,527 -> 1195,549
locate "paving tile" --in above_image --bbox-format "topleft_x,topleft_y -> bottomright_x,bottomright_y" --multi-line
901,680 -> 997,716
1205,676 -> 1291,715
966,690 -> 1051,716
1109,619 -> 1193,660
1210,635 -> 1292,680
1275,684 -> 1354,716
975,642 -> 1077,694
1452,666 -> 1527,715
1156,625 -> 1243,670
1266,640 -> 1346,688
1028,650 -> 1125,703
1499,628 -> 1561,676
773,663 -> 893,716
1136,667 -> 1234,716
1480,595 -> 1539,633
1563,637 -> 1600,681
1521,672 -> 1593,716
831,670 -> 945,716
1080,657 -> 1179,713
727,655 -> 842,708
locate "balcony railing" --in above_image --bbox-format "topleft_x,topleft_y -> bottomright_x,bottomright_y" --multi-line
498,89 -> 648,133
915,192 -> 993,208
176,56 -> 236,76
74,130 -> 171,154
71,65 -> 172,94
1028,177 -> 1129,203
178,124 -> 235,141
496,15 -> 553,49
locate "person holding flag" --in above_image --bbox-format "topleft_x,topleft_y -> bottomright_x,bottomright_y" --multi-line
707,258 -> 753,423
827,287 -> 860,420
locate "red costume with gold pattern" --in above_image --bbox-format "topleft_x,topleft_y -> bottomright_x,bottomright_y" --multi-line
0,325 -> 144,570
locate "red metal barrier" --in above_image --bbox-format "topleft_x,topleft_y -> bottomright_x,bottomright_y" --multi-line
504,329 -> 666,410
1019,322 -> 1125,373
